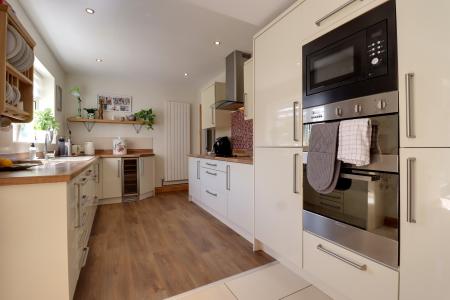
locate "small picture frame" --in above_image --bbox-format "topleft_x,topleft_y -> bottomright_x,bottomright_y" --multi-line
55,85 -> 63,112
97,94 -> 132,112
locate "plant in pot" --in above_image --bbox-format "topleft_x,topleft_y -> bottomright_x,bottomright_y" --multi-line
34,108 -> 60,157
84,108 -> 98,119
134,109 -> 156,129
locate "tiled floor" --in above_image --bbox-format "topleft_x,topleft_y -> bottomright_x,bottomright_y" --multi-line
166,262 -> 333,300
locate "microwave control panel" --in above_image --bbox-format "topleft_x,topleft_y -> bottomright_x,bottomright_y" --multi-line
367,21 -> 388,78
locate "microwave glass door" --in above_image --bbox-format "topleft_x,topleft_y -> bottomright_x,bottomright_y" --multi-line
307,31 -> 366,95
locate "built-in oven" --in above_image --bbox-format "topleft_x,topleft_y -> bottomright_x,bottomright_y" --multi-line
302,0 -> 397,109
302,91 -> 399,269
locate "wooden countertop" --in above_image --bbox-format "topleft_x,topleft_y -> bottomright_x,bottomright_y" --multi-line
0,149 -> 155,186
0,156 -> 99,186
188,154 -> 253,165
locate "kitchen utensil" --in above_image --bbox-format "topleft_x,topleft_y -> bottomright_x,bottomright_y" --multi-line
84,141 -> 95,155
113,137 -> 127,155
0,161 -> 42,172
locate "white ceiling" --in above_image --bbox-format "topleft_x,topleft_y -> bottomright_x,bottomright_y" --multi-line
17,0 -> 296,87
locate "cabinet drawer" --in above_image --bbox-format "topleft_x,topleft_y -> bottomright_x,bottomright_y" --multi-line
303,232 -> 398,300
201,185 -> 227,217
200,167 -> 226,190
200,159 -> 226,172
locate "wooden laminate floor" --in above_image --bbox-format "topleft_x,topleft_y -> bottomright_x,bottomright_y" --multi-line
74,192 -> 273,300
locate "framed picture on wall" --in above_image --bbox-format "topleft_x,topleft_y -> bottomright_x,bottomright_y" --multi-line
55,85 -> 63,112
97,94 -> 132,112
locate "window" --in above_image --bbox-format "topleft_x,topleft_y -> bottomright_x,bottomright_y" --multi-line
13,57 -> 56,143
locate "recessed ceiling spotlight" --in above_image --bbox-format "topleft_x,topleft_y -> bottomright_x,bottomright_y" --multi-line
96,58 -> 104,62
184,73 -> 189,77
214,41 -> 221,46
85,8 -> 95,14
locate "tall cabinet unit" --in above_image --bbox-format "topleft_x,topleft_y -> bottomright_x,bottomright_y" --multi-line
397,1 -> 450,299
254,4 -> 305,273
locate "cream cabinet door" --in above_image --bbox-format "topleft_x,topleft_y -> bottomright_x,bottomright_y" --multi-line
397,0 -> 450,147
189,157 -> 201,202
255,148 -> 302,271
139,156 -> 155,196
201,82 -> 226,129
254,6 -> 303,147
244,58 -> 254,120
400,148 -> 450,300
227,162 -> 253,234
102,158 -> 122,199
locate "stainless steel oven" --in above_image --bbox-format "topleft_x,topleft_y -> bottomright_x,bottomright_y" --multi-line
302,91 -> 399,269
302,1 -> 397,109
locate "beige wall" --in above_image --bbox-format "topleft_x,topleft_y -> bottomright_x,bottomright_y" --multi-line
65,74 -> 201,187
0,0 -> 66,154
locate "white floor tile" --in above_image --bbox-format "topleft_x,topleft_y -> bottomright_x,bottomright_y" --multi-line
282,286 -> 333,300
168,284 -> 236,300
226,263 -> 311,300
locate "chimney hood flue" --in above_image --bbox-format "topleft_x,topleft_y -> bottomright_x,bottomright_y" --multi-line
215,50 -> 251,111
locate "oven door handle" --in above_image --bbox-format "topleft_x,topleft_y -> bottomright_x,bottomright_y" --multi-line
340,173 -> 380,182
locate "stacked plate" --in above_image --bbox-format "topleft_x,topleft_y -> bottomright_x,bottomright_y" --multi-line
7,25 -> 34,72
5,82 -> 21,106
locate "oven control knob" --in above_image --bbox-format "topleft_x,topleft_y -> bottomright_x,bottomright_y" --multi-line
377,100 -> 387,110
335,107 -> 342,116
371,57 -> 380,65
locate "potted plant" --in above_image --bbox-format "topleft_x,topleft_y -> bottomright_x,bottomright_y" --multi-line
134,108 -> 156,129
34,108 -> 60,155
70,86 -> 83,117
84,108 -> 98,119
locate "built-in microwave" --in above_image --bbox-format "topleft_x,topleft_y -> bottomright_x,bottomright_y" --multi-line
302,1 -> 397,109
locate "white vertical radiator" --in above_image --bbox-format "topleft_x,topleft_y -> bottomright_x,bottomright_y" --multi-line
164,102 -> 191,182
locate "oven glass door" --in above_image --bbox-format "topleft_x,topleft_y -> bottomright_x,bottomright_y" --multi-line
306,31 -> 366,96
303,167 -> 398,242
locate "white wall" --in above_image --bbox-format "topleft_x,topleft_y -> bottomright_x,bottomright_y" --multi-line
0,0 -> 66,153
65,74 -> 201,187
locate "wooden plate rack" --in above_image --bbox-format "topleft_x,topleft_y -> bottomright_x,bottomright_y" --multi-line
0,4 -> 36,123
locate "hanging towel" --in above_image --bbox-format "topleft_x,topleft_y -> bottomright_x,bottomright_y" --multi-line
337,118 -> 372,166
307,122 -> 341,194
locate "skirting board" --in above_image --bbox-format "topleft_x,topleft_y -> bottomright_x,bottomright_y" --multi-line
156,183 -> 188,194
190,196 -> 253,243
99,190 -> 155,205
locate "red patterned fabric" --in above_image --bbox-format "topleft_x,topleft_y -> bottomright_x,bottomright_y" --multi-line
231,110 -> 253,151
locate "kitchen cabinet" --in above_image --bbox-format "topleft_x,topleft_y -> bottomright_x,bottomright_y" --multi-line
227,162 -> 253,234
201,82 -> 230,133
399,148 -> 450,300
102,157 -> 122,199
397,0 -> 450,147
303,231 -> 398,300
254,148 -> 302,271
200,166 -> 228,217
243,58 -> 254,120
188,157 -> 202,202
139,156 -> 155,197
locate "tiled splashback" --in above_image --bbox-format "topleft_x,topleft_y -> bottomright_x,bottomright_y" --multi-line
231,110 -> 253,151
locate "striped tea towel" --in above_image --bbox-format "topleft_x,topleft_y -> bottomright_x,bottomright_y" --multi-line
337,118 -> 372,166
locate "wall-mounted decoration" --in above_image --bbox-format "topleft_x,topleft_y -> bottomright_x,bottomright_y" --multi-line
55,85 -> 63,112
97,94 -> 132,112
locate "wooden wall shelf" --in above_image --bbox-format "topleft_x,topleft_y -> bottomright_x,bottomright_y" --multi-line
0,4 -> 36,123
67,117 -> 146,133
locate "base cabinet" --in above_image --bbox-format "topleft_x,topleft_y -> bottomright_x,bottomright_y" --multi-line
102,158 -> 122,199
303,232 -> 398,300
139,156 -> 155,196
399,148 -> 450,300
188,157 -> 253,240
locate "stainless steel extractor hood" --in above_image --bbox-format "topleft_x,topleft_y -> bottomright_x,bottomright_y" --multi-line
215,50 -> 251,110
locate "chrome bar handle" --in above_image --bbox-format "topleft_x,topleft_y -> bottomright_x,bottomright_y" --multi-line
315,0 -> 363,26
317,244 -> 367,271
206,171 -> 217,176
117,160 -> 121,178
244,93 -> 248,118
293,153 -> 299,194
226,165 -> 230,191
74,183 -> 81,228
407,157 -> 416,223
405,73 -> 415,138
293,101 -> 299,142
206,190 -> 217,197
211,106 -> 215,125
206,162 -> 217,167
197,160 -> 200,180
81,247 -> 90,268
